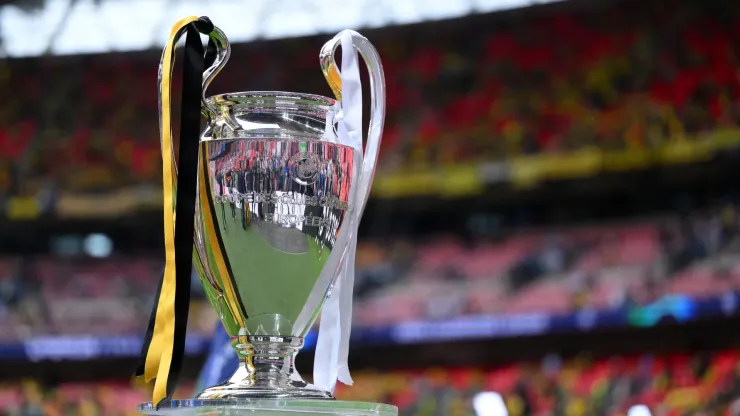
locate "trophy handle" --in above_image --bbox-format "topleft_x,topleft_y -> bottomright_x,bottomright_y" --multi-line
319,32 -> 386,214
161,25 -> 231,177
201,26 -> 231,118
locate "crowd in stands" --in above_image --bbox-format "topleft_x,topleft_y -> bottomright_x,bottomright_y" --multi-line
3,2 -> 740,414
337,350 -> 740,415
0,256 -> 215,341
1,0 -> 740,201
352,202 -> 740,326
2,349 -> 740,415
0,202 -> 737,341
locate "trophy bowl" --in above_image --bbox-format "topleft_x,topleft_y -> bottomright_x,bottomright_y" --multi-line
138,19 -> 395,415
193,91 -> 358,400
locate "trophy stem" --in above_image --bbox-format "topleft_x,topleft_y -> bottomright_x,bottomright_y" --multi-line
197,335 -> 334,400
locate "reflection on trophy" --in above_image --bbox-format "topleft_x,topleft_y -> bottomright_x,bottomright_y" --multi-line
194,114 -> 355,402
137,16 -> 397,416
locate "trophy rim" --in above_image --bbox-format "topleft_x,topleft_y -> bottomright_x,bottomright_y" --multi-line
206,91 -> 337,111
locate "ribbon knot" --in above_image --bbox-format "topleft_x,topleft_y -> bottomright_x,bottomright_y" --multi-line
193,16 -> 214,34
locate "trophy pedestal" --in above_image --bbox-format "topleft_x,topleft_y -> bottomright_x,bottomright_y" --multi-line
138,399 -> 398,415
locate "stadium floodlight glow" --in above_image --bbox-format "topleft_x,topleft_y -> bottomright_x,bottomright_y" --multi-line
0,0 -> 560,57
83,233 -> 113,258
473,392 -> 509,416
628,405 -> 653,416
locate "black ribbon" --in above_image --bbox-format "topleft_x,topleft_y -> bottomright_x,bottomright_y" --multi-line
135,16 -> 215,406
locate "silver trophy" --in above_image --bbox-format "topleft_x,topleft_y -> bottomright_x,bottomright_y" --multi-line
139,18 -> 395,416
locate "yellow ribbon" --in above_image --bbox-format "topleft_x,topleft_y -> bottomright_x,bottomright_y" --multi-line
145,15 -> 199,406
198,148 -> 246,330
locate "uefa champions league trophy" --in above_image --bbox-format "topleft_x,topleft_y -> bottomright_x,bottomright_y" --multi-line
136,16 -> 396,416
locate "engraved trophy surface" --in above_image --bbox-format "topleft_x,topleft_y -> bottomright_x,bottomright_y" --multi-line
194,92 -> 357,400
139,20 -> 395,416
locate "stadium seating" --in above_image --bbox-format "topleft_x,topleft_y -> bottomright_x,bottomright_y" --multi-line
0,204 -> 737,340
1,0 -> 739,198
1,349 -> 738,415
0,256 -> 215,340
337,350 -> 740,415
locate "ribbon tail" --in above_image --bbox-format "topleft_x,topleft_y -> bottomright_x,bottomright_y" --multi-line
314,274 -> 343,393
138,16 -> 198,402
313,221 -> 356,392
135,15 -> 214,408
134,268 -> 165,380
337,232 -> 356,386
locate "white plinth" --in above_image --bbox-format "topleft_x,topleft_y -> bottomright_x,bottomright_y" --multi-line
138,399 -> 398,416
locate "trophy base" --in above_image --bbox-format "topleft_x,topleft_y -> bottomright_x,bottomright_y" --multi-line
194,353 -> 334,400
138,399 -> 398,415
196,379 -> 333,400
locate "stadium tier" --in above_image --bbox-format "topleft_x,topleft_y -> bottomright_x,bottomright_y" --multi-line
2,349 -> 739,415
1,203 -> 737,348
1,0 -> 740,414
0,0 -> 739,203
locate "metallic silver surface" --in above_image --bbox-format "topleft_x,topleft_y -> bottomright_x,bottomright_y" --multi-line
154,25 -> 387,403
319,31 -> 386,217
198,336 -> 333,400
193,92 -> 357,400
201,26 -> 231,118
138,399 -> 398,415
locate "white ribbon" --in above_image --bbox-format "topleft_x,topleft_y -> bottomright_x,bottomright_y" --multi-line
313,30 -> 363,393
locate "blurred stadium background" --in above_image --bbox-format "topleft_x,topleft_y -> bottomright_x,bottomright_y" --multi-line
2,0 -> 740,414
